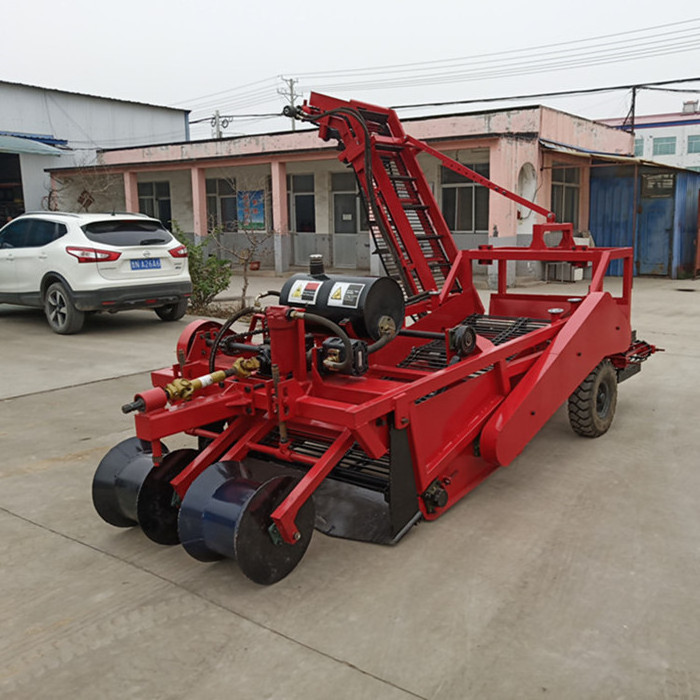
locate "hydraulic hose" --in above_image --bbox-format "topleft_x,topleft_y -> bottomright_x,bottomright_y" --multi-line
367,331 -> 395,355
289,104 -> 406,292
208,306 -> 257,373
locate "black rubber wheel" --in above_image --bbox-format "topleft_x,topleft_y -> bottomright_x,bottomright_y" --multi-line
45,282 -> 85,334
155,299 -> 188,321
93,438 -> 159,527
137,448 -> 198,545
234,476 -> 315,585
568,360 -> 618,438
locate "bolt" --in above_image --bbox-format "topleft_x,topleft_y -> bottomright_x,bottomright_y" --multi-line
293,532 -> 301,541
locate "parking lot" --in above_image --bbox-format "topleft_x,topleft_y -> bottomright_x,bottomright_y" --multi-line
1,275 -> 699,700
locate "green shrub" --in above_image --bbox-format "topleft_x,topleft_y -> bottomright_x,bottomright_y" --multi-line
172,223 -> 232,311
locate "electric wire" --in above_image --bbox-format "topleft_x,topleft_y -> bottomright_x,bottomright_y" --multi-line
176,17 -> 700,135
293,17 -> 700,79
309,38 -> 700,92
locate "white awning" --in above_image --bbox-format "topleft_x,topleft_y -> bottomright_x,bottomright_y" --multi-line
539,138 -> 638,163
0,135 -> 66,156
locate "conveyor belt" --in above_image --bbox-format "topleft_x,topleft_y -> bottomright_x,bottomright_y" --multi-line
398,314 -> 550,371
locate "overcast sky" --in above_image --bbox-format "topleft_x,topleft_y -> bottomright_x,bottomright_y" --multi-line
3,0 -> 700,139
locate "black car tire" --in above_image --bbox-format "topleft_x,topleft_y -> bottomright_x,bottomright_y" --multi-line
155,298 -> 188,322
568,360 -> 618,438
45,282 -> 85,334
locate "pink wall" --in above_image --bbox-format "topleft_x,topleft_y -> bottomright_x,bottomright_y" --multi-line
99,130 -> 333,167
539,108 -> 632,154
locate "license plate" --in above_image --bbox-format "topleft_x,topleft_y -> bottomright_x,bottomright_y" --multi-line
131,258 -> 161,270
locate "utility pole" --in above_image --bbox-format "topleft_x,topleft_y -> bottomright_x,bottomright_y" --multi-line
630,85 -> 637,136
212,110 -> 222,139
210,110 -> 231,139
278,77 -> 300,131
622,86 -> 637,136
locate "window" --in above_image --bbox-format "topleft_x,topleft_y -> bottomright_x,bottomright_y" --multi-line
206,178 -> 237,231
688,135 -> 700,154
634,138 -> 644,157
652,137 -> 676,156
440,163 -> 490,233
138,181 -> 172,228
0,219 -> 32,248
0,219 -> 67,248
82,220 -> 172,246
551,165 -> 580,229
287,174 -> 316,232
29,220 -> 66,247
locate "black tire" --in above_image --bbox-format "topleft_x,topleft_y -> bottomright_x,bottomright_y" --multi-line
44,282 -> 85,334
155,298 -> 188,321
568,360 -> 618,438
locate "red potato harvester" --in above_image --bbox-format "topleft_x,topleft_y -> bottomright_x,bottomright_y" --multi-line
92,94 -> 658,584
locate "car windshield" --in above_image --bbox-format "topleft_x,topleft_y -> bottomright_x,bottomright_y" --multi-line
82,220 -> 173,247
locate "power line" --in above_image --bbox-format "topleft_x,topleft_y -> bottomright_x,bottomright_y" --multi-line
174,17 -> 700,136
184,77 -> 700,139
189,112 -> 279,125
389,77 -> 700,111
310,36 -> 700,93
175,76 -> 279,108
293,17 -> 700,79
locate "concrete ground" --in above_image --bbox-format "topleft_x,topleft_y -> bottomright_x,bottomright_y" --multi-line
1,274 -> 699,699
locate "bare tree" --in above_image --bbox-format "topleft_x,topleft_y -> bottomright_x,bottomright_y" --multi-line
49,157 -> 123,213
206,171 -> 276,304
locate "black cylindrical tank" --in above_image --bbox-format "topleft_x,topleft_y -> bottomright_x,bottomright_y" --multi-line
279,273 -> 404,340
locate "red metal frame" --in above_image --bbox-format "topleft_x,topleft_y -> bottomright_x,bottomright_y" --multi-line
124,94 -> 651,547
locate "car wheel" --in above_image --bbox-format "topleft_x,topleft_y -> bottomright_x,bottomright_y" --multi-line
45,282 -> 85,334
155,299 -> 188,322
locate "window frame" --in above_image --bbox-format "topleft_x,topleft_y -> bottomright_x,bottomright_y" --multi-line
138,180 -> 172,228
287,174 -> 316,233
206,178 -> 237,232
439,162 -> 490,234
687,135 -> 700,155
550,164 -> 581,229
652,136 -> 676,156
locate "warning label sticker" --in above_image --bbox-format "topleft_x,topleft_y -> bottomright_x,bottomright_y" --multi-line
327,282 -> 364,309
289,279 -> 322,305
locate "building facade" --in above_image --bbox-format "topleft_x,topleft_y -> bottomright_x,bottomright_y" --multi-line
49,103 -> 633,278
601,100 -> 700,172
0,80 -> 190,219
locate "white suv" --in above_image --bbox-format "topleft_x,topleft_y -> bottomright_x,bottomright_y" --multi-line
0,212 -> 192,334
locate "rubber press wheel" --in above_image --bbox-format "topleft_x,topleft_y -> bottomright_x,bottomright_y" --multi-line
234,476 -> 316,585
137,448 -> 198,545
568,360 -> 618,438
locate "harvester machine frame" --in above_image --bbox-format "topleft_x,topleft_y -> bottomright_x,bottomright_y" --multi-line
93,94 -> 658,584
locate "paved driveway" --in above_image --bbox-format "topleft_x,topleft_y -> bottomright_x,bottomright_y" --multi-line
1,277 -> 699,699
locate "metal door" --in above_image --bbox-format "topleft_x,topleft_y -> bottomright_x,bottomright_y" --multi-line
333,192 -> 358,268
589,170 -> 635,277
637,195 -> 673,276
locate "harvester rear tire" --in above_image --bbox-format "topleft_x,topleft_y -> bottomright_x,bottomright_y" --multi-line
568,360 -> 617,438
